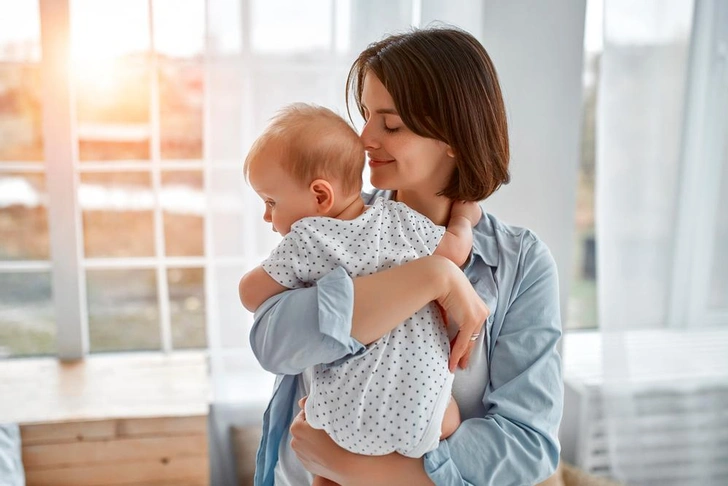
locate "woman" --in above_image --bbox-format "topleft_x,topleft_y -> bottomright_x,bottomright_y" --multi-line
250,26 -> 563,486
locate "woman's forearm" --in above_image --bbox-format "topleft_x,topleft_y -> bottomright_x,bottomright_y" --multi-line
350,255 -> 454,344
336,452 -> 434,486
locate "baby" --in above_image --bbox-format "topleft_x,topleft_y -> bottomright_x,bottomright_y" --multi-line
239,103 -> 479,485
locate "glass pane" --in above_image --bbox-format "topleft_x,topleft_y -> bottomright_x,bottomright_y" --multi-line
162,171 -> 204,256
252,69 -> 346,131
153,0 -> 205,59
0,64 -> 43,160
81,172 -> 155,257
708,148 -> 728,309
87,268 -> 160,352
75,58 -> 151,161
0,173 -> 49,260
71,0 -> 151,161
0,0 -> 41,62
159,61 -> 203,160
567,0 -> 599,330
0,272 -> 55,358
251,0 -> 332,54
168,267 -> 206,349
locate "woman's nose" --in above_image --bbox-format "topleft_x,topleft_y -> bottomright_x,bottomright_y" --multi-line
360,121 -> 379,150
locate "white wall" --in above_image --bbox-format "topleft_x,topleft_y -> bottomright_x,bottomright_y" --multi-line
479,0 -> 586,325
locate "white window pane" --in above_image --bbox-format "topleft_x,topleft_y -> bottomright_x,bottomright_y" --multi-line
159,61 -> 204,160
87,269 -> 160,352
75,59 -> 151,161
0,0 -> 41,62
80,172 -> 155,257
169,267 -> 206,349
251,0 -> 333,53
70,0 -> 150,62
0,272 -> 55,358
153,0 -> 205,58
0,173 -> 49,261
162,170 -> 204,257
0,64 -> 43,161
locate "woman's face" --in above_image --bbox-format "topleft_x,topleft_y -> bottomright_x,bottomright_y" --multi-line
359,72 -> 455,196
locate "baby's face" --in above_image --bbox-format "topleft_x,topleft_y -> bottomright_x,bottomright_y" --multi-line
247,152 -> 318,235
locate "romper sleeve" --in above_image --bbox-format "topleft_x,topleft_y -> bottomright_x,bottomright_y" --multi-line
424,239 -> 563,485
261,232 -> 310,289
250,266 -> 366,375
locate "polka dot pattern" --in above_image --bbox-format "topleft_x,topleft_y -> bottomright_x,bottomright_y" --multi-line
262,197 -> 452,456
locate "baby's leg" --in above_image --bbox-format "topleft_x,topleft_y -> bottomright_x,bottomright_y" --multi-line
312,475 -> 340,486
440,396 -> 461,440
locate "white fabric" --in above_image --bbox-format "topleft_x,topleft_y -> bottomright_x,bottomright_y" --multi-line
262,198 -> 452,456
597,1 -> 728,484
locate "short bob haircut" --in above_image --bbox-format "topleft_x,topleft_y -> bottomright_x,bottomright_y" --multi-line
244,103 -> 365,195
347,26 -> 510,201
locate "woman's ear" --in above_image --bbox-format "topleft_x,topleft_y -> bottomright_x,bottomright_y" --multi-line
445,145 -> 455,158
309,179 -> 335,214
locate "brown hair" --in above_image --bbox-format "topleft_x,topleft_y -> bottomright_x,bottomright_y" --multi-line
346,26 -> 510,201
244,103 -> 365,195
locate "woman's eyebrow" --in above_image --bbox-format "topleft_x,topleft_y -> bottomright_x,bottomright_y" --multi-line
375,108 -> 399,115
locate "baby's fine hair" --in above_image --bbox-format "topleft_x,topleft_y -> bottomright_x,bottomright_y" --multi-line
244,103 -> 365,195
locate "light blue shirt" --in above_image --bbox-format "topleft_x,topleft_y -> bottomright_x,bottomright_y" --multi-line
251,190 -> 563,486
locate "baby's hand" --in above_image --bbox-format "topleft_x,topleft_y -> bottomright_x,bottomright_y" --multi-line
450,201 -> 482,227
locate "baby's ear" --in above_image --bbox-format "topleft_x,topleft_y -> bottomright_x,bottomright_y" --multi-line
309,179 -> 335,214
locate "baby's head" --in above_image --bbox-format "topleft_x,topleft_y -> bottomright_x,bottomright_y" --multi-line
244,103 -> 365,235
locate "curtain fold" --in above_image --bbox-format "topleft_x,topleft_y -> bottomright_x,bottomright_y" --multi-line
597,0 -> 728,484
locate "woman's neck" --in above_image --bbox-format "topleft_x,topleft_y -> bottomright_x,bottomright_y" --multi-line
395,189 -> 452,226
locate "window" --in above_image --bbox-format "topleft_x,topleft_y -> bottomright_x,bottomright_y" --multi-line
1,0 -> 208,359
0,0 -> 55,358
567,0 -> 601,330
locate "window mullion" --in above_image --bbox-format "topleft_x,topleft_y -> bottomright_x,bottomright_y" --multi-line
147,0 -> 173,353
39,0 -> 88,360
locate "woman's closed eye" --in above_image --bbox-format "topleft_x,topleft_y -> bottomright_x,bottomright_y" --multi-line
265,200 -> 275,208
383,123 -> 399,134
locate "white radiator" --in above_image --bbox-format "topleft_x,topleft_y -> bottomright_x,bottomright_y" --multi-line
560,330 -> 728,486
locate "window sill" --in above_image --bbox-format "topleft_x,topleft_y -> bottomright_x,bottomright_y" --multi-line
0,351 -> 211,425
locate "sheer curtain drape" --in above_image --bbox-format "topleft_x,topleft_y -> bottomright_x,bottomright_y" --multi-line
597,0 -> 728,484
203,1 -> 485,483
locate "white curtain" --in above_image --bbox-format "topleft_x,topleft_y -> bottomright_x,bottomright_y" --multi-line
203,1 -> 485,483
597,0 -> 728,484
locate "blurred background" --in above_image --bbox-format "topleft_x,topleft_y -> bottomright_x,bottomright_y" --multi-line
0,0 -> 726,485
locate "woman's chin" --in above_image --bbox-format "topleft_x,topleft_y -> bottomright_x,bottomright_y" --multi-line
370,175 -> 398,191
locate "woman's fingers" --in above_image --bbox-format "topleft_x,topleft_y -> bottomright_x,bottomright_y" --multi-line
446,301 -> 488,371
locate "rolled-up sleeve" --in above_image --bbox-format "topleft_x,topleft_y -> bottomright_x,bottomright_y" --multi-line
250,266 -> 365,375
425,239 -> 563,485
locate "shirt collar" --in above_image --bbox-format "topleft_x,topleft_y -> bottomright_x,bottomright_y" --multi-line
470,214 -> 499,268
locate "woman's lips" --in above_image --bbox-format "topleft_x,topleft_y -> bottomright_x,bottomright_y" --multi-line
368,159 -> 394,168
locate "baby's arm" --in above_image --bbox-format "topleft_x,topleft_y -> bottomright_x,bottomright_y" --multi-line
238,266 -> 289,313
433,201 -> 482,267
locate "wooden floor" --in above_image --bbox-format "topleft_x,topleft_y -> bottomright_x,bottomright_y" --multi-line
0,352 -> 211,485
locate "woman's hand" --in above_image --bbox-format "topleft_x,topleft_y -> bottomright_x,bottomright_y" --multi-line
435,258 -> 490,371
290,397 -> 350,483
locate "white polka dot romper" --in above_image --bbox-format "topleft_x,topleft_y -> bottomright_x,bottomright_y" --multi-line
262,197 -> 453,457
